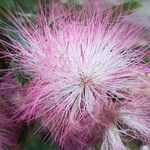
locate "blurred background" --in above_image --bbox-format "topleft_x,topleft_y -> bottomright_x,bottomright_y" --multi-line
0,0 -> 149,150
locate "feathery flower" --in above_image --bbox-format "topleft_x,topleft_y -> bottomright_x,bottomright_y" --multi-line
0,97 -> 19,150
0,74 -> 22,150
0,0 -> 150,149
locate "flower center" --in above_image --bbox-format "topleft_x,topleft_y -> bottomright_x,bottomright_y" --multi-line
79,73 -> 92,88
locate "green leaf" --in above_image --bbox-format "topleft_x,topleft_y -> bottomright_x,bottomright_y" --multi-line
20,124 -> 58,150
13,70 -> 33,86
17,0 -> 37,12
144,56 -> 150,63
122,0 -> 141,11
18,123 -> 30,145
0,0 -> 15,10
11,61 -> 33,86
113,0 -> 141,14
64,0 -> 82,5
127,141 -> 139,150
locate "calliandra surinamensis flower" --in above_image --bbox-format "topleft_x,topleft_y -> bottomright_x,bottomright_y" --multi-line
0,74 -> 22,150
0,0 -> 150,149
0,97 -> 18,150
0,73 -> 24,118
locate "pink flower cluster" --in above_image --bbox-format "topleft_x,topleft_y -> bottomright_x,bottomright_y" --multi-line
0,1 -> 150,149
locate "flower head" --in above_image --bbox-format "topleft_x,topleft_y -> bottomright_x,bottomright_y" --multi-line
1,0 -> 150,149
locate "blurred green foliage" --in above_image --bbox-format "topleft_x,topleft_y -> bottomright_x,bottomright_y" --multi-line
119,0 -> 141,11
22,134 -> 57,150
11,61 -> 33,86
18,123 -> 58,150
0,0 -> 15,10
0,0 -> 36,11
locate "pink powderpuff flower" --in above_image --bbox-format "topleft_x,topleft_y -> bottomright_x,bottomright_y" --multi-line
101,98 -> 150,150
0,97 -> 19,150
40,101 -> 119,149
0,73 -> 25,122
0,73 -> 22,102
0,0 -> 150,149
131,72 -> 150,96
